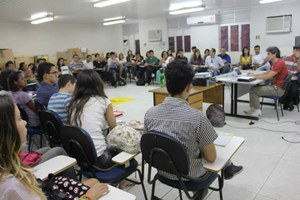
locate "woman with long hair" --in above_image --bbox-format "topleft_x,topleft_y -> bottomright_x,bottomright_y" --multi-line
56,57 -> 65,73
68,70 -> 118,168
239,47 -> 252,70
0,91 -> 47,199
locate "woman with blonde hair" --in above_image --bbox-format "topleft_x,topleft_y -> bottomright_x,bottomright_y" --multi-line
0,91 -> 46,199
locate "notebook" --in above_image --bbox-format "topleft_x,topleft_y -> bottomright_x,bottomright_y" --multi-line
214,135 -> 232,147
237,76 -> 256,82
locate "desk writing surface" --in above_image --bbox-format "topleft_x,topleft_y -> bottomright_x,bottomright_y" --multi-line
33,155 -> 77,181
100,185 -> 136,200
203,136 -> 245,172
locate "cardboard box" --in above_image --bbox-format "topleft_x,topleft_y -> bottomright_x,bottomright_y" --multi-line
14,56 -> 35,69
0,49 -> 14,69
34,55 -> 49,65
57,51 -> 67,59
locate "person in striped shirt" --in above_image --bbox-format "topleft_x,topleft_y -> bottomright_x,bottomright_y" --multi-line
48,74 -> 76,124
144,61 -> 243,185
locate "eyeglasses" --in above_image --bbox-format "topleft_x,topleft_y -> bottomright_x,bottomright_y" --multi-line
48,71 -> 58,75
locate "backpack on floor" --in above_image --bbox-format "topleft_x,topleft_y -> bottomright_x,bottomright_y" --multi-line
206,104 -> 226,127
136,77 -> 145,86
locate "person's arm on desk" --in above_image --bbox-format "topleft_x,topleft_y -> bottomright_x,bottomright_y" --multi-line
248,70 -> 276,80
201,143 -> 217,162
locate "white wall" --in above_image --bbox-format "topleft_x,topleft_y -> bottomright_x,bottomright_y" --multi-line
0,22 -> 123,61
250,1 -> 300,57
191,24 -> 219,52
138,18 -> 168,57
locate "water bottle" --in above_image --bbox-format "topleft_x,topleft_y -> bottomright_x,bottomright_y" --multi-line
160,71 -> 165,87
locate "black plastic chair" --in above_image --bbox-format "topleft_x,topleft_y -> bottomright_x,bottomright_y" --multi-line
35,100 -> 46,113
141,132 -> 223,200
17,104 -> 43,151
60,125 -> 148,200
39,110 -> 63,147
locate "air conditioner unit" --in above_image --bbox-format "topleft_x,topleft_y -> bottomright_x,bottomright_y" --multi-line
148,30 -> 162,42
187,15 -> 218,26
266,15 -> 292,33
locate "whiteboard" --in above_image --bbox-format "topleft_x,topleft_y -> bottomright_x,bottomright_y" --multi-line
191,24 -> 219,52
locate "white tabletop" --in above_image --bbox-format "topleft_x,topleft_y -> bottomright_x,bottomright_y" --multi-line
203,136 -> 245,172
100,185 -> 136,200
216,70 -> 265,85
33,155 -> 77,181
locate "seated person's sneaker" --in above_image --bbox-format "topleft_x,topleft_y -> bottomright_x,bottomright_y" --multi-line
244,108 -> 261,117
244,108 -> 255,115
224,163 -> 243,180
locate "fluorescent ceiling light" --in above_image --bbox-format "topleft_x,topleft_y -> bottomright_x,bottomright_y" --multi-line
31,16 -> 54,25
103,16 -> 124,22
103,19 -> 126,25
169,1 -> 203,11
259,0 -> 282,4
169,6 -> 205,15
94,0 -> 130,8
30,12 -> 48,20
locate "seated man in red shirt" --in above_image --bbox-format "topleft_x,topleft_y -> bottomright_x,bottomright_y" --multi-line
245,46 -> 288,117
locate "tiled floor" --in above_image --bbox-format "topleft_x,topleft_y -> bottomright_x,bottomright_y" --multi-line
104,82 -> 300,200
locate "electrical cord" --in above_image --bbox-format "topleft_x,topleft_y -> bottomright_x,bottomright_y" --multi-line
259,119 -> 296,124
225,122 -> 300,143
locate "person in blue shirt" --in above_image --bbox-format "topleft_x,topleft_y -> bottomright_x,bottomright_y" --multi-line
218,47 -> 231,72
48,74 -> 76,124
36,62 -> 59,107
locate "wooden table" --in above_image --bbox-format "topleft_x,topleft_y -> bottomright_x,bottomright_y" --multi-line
149,83 -> 224,111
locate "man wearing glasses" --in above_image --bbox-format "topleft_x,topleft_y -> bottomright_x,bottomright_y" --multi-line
36,62 -> 59,107
205,48 -> 228,76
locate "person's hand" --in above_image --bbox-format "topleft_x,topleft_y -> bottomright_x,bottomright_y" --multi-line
85,183 -> 109,200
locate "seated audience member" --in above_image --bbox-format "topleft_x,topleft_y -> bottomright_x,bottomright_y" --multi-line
132,52 -> 145,80
239,47 -> 252,70
0,91 -> 108,200
189,46 -> 197,61
107,52 -> 126,87
252,45 -> 270,71
190,49 -> 204,72
83,55 -> 94,70
28,63 -> 37,75
5,60 -> 15,70
48,74 -> 76,124
8,71 -> 40,128
205,48 -> 227,76
174,49 -> 188,63
245,47 -> 288,117
159,51 -> 169,69
145,50 -> 160,86
36,62 -> 59,107
167,49 -> 174,58
56,57 -> 66,74
144,61 -> 243,185
203,49 -> 210,64
218,48 -> 231,70
126,50 -> 135,79
68,70 -> 118,169
69,54 -> 84,73
283,44 -> 300,80
19,62 -> 35,83
0,69 -> 13,91
18,62 -> 27,72
118,53 -> 127,79
36,58 -> 46,69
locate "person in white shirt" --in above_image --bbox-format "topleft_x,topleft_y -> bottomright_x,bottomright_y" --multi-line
83,54 -> 94,70
68,70 -> 118,168
205,48 -> 227,76
252,45 -> 270,71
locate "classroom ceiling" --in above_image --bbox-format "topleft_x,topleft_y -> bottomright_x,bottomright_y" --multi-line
0,0 -> 296,24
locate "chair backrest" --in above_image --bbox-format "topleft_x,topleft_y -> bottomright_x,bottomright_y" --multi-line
141,132 -> 189,175
17,104 -> 29,123
39,110 -> 63,147
60,125 -> 98,170
35,100 -> 46,113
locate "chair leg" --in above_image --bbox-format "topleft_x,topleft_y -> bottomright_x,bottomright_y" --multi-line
137,169 -> 148,200
178,189 -> 183,200
279,102 -> 284,116
274,100 -> 280,121
297,104 -> 299,112
218,175 -> 224,200
261,97 -> 264,110
151,180 -> 157,200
